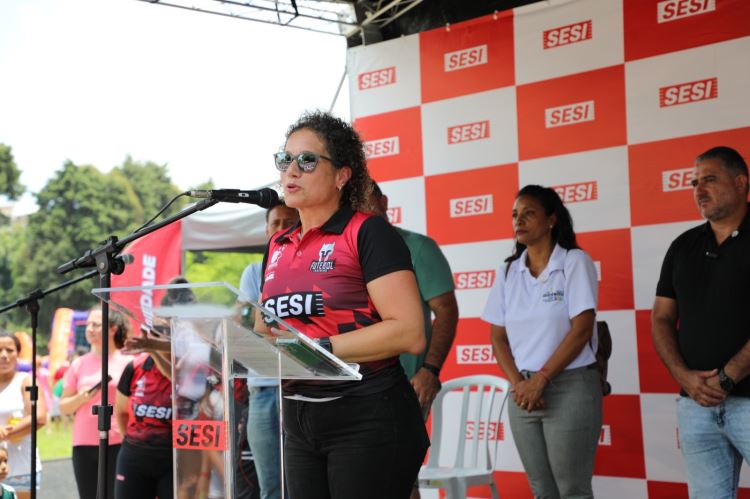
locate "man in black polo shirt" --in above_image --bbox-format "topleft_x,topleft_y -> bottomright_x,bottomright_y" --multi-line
652,146 -> 750,498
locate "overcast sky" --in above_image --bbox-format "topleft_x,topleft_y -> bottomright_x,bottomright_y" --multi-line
0,0 -> 351,216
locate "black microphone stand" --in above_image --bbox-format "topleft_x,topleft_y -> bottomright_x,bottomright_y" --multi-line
56,198 -> 219,499
0,269 -> 100,499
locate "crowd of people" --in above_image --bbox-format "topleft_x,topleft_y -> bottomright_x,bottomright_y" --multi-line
0,109 -> 748,499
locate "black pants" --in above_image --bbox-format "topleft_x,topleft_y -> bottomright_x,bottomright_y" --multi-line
234,391 -> 260,499
114,441 -> 173,499
283,378 -> 430,499
72,444 -> 121,499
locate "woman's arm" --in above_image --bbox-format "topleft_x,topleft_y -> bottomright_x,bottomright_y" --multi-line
60,383 -> 97,415
114,391 -> 129,438
329,270 -> 424,363
538,249 -> 599,378
538,309 -> 596,378
489,325 -> 523,386
124,336 -> 171,354
489,324 -> 545,410
512,310 -> 595,412
253,308 -> 270,335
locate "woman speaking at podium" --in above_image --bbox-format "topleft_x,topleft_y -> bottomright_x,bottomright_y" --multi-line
254,111 -> 429,499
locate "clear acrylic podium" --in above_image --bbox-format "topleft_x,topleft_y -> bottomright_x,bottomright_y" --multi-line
93,282 -> 362,499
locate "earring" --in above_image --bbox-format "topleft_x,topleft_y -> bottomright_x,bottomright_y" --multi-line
337,184 -> 343,191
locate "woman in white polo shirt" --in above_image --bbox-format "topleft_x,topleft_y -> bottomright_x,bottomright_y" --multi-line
482,184 -> 601,499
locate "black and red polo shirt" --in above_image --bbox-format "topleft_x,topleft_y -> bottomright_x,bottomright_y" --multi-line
117,354 -> 173,449
260,205 -> 414,397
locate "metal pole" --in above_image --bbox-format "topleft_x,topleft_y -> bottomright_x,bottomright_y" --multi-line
329,66 -> 348,113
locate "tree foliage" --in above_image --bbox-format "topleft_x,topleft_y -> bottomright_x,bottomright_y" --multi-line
113,156 -> 187,218
0,144 -> 24,201
12,161 -> 144,331
1,157 -> 206,334
0,223 -> 29,330
184,250 -> 261,304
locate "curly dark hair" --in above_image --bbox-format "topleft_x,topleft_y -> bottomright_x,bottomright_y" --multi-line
89,304 -> 130,349
506,184 -> 581,264
286,110 -> 373,211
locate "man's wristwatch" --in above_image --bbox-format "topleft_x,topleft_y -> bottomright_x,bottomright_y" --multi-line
718,368 -> 736,393
422,362 -> 441,378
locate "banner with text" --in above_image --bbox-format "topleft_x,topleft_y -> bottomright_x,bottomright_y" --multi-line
348,0 -> 750,497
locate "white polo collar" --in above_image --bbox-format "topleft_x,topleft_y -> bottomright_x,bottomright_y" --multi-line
517,244 -> 567,280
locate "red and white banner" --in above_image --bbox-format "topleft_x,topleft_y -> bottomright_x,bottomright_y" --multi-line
110,221 -> 182,327
348,0 -> 750,496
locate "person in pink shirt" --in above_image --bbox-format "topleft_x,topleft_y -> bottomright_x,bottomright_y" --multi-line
60,306 -> 131,499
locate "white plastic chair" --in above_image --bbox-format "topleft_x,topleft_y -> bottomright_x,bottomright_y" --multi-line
418,375 -> 511,499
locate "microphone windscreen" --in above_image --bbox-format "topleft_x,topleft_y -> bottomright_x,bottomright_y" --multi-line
257,188 -> 280,209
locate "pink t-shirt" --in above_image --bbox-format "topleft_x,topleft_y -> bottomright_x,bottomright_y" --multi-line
63,350 -> 132,446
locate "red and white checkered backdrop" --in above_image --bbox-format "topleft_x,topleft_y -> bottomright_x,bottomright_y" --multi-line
347,0 -> 750,497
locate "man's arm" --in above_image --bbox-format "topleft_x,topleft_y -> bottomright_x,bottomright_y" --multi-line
652,296 -> 725,406
723,339 -> 750,386
423,291 -> 459,368
411,291 -> 458,407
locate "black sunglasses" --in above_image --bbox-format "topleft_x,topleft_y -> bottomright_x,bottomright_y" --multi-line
274,151 -> 334,172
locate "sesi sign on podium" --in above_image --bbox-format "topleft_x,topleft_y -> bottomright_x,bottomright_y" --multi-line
173,419 -> 227,451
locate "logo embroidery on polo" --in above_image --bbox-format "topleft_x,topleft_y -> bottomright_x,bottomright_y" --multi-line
310,242 -> 336,273
135,377 -> 146,397
267,247 -> 285,272
542,288 -> 565,303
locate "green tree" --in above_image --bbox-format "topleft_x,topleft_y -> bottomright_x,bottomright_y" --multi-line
190,178 -> 214,191
14,161 -> 144,332
0,144 -> 24,200
0,222 -> 29,330
113,156 -> 187,218
2,157 -> 213,335
184,250 -> 261,304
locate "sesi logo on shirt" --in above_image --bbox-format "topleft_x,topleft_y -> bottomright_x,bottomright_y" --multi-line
134,404 -> 172,420
263,292 -> 325,322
